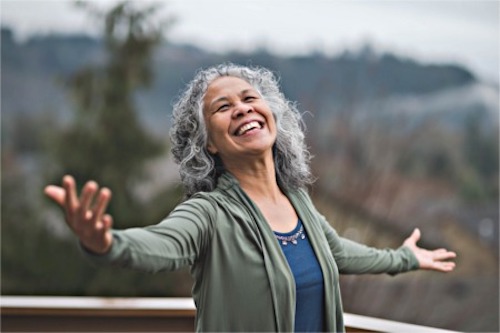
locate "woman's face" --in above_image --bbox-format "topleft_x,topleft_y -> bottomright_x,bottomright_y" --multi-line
203,76 -> 277,163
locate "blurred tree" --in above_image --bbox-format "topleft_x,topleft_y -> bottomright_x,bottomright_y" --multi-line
460,111 -> 499,201
2,0 -> 189,298
50,1 -> 175,227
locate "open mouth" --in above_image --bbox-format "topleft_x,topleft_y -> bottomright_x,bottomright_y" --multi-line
235,120 -> 264,136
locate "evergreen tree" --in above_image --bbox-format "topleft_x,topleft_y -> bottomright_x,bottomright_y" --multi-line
51,1 -> 173,227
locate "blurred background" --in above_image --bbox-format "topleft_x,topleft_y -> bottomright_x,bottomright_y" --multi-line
1,1 -> 498,331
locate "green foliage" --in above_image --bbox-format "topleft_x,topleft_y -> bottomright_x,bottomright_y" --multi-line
49,1 -> 168,227
3,113 -> 54,154
463,111 -> 499,179
391,112 -> 498,202
1,1 -> 189,297
1,163 -> 93,295
459,112 -> 499,201
397,138 -> 457,181
457,168 -> 490,201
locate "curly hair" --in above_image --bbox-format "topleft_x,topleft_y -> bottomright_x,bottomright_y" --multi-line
169,63 -> 314,197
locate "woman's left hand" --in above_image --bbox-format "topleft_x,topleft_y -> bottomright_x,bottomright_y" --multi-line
403,228 -> 457,272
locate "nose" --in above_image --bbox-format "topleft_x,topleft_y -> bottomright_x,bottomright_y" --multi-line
232,102 -> 253,119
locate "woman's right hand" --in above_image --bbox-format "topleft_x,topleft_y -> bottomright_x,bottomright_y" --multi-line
44,175 -> 114,254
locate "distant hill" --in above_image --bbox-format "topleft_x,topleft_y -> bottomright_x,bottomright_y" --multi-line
2,26 -> 490,139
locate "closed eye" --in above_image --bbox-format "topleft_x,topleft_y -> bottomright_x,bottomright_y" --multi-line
244,95 -> 257,102
216,104 -> 230,112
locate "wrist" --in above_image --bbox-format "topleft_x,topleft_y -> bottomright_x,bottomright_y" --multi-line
80,238 -> 112,256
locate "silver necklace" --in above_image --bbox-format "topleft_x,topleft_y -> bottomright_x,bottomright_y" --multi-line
275,225 -> 306,246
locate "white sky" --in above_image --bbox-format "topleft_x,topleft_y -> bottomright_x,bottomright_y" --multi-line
1,0 -> 499,83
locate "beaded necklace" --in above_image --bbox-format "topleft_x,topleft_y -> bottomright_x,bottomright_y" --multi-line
274,225 -> 306,246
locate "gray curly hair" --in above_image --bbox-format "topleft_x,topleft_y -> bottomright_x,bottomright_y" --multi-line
169,63 -> 313,197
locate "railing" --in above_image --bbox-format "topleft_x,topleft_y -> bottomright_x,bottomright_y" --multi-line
0,296 -> 459,333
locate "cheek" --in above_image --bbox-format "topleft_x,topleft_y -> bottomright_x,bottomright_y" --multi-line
208,112 -> 233,135
205,121 -> 223,139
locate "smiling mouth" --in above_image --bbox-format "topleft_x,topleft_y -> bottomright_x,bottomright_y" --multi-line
235,121 -> 263,136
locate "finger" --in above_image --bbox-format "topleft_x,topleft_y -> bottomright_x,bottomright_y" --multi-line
92,187 -> 112,223
97,214 -> 114,234
63,175 -> 79,214
88,214 -> 113,254
102,214 -> 113,230
404,228 -> 421,246
44,185 -> 66,206
433,250 -> 457,261
411,228 -> 421,242
94,216 -> 114,254
94,214 -> 113,231
433,261 -> 456,272
79,181 -> 98,219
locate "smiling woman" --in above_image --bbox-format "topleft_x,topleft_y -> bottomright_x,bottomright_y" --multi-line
170,64 -> 313,197
45,63 -> 456,332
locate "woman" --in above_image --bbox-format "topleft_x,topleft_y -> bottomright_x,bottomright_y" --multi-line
45,63 -> 456,332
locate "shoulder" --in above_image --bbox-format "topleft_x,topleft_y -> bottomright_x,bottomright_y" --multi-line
174,192 -> 219,216
157,193 -> 222,232
176,190 -> 240,216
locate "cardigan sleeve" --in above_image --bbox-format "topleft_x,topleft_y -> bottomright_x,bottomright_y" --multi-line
81,196 -> 216,273
317,213 -> 419,275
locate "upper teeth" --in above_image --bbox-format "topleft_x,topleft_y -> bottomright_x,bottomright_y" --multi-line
237,121 -> 261,136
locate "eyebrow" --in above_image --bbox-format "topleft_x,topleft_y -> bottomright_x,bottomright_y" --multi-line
207,88 -> 257,110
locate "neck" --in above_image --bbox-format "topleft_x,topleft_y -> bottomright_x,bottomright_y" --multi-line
223,152 -> 282,202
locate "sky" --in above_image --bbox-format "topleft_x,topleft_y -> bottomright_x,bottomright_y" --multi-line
1,0 -> 499,83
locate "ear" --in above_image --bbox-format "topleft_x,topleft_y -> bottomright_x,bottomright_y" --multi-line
207,139 -> 218,155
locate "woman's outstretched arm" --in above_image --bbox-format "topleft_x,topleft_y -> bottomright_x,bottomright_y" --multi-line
317,212 -> 456,274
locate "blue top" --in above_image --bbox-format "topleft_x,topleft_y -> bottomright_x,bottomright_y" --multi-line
274,220 -> 325,332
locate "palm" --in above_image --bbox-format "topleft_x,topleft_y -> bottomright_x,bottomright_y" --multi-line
403,229 -> 456,272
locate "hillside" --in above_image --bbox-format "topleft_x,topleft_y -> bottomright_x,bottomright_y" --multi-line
1,26 -> 485,136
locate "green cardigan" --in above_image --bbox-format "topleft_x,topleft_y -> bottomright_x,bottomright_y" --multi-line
87,172 -> 419,332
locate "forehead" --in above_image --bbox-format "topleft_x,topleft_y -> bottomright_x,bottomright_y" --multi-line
203,76 -> 255,105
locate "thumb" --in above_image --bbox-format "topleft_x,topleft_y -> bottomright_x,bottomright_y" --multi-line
404,228 -> 421,247
44,185 -> 66,206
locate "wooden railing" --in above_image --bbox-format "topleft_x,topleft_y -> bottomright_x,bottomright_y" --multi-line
0,296 -> 459,333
